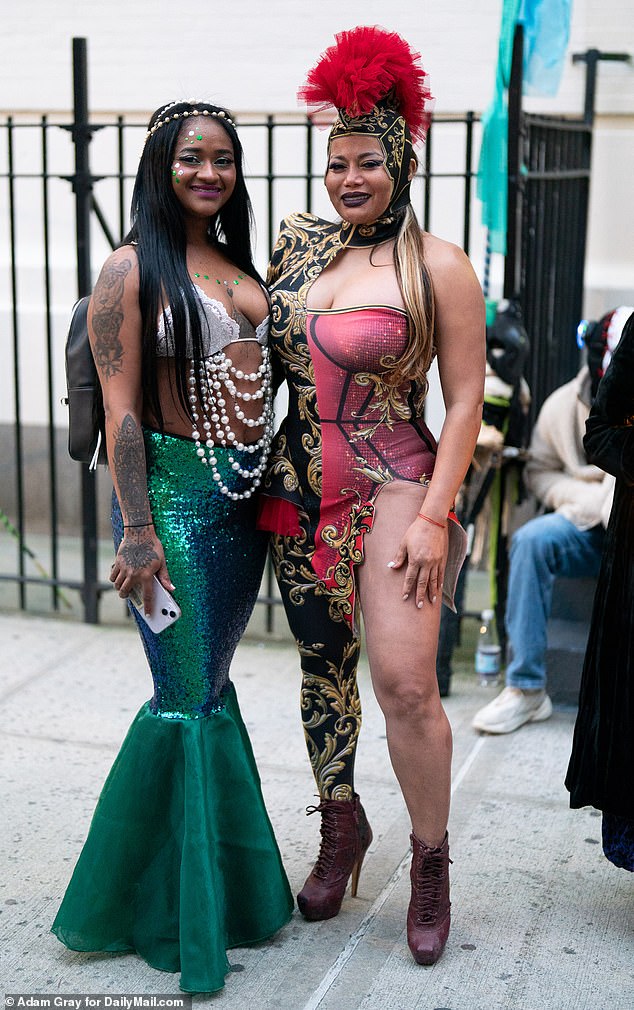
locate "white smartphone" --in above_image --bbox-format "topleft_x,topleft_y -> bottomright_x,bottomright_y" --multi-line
128,575 -> 181,634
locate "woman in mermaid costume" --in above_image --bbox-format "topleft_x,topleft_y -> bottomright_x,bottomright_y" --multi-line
258,28 -> 485,965
51,100 -> 293,992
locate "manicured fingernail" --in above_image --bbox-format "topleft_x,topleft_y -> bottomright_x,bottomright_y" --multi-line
387,561 -> 395,568
417,601 -> 423,609
169,583 -> 175,590
432,595 -> 437,603
402,593 -> 409,601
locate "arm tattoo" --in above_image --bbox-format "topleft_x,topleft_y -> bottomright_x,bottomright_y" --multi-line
92,258 -> 132,379
113,414 -> 153,525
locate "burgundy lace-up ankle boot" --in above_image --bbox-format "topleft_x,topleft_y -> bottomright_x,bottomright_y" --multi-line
407,831 -> 451,965
297,794 -> 373,920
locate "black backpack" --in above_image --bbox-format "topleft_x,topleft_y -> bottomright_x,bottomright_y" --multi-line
64,295 -> 107,468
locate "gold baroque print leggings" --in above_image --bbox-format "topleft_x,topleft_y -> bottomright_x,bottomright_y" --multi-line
270,529 -> 361,802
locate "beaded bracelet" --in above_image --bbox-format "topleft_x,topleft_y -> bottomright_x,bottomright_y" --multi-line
417,512 -> 447,529
123,521 -> 154,529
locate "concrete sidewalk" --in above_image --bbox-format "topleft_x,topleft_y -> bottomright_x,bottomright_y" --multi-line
1,610 -> 632,1009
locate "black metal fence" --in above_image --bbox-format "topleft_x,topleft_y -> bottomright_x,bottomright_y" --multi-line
4,34 -> 621,625
505,27 -> 630,426
1,38 -> 481,625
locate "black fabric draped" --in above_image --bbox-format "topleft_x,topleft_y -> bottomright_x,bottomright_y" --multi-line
566,312 -> 634,817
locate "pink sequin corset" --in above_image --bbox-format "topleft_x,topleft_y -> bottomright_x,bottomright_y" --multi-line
262,305 -> 438,616
306,307 -> 436,579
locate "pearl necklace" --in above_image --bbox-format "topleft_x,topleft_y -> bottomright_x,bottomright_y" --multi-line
188,345 -> 274,500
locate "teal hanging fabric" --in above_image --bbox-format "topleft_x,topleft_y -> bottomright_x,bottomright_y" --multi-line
477,0 -> 523,256
477,0 -> 573,255
521,0 -> 573,96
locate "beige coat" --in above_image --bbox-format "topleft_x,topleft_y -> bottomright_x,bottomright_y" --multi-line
525,368 -> 615,531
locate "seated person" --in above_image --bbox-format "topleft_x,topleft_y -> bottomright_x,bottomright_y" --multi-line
472,307 -> 633,734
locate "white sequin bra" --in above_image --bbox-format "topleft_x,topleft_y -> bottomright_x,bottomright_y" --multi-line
156,284 -> 269,357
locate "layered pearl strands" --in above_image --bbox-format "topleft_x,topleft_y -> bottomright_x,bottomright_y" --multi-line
188,346 -> 274,500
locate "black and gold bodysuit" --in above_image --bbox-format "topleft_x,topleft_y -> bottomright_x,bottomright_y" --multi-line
259,213 -> 465,800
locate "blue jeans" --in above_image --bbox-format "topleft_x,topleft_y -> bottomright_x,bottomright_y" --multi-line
505,513 -> 605,690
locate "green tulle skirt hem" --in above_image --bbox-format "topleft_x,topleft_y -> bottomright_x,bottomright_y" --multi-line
51,686 -> 293,993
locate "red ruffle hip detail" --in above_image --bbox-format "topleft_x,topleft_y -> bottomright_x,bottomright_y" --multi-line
257,495 -> 303,538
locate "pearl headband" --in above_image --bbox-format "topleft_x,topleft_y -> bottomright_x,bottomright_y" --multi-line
145,103 -> 236,142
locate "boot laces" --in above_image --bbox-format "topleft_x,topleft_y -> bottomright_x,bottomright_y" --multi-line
413,849 -> 446,924
307,802 -> 346,880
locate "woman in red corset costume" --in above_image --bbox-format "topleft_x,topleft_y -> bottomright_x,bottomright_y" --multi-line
258,27 -> 485,964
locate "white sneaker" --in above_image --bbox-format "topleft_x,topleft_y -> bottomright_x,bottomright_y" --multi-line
472,686 -> 553,734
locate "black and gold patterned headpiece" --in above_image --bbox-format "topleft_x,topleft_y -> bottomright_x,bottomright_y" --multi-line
299,26 -> 434,247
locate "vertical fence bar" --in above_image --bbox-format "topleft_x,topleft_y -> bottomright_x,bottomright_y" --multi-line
504,24 -> 524,300
544,129 -> 555,396
265,554 -> 275,635
580,50 -> 599,126
266,114 -> 274,258
42,115 -> 60,608
265,113 -> 275,631
117,114 -> 125,242
8,117 -> 26,608
463,111 -> 474,257
575,128 -> 592,330
567,131 -> 584,367
73,41 -> 92,297
423,126 -> 432,232
305,118 -> 313,215
524,124 -> 539,424
71,36 -> 100,623
561,136 -> 573,370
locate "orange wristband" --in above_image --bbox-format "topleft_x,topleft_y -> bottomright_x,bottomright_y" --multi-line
417,512 -> 447,529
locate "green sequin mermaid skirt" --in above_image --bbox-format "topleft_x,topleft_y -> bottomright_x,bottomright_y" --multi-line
52,431 -> 293,993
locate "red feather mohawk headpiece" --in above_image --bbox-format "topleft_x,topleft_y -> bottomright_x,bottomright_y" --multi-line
298,25 -> 434,144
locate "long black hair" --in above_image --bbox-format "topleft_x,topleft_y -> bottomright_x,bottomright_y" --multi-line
121,101 -> 262,429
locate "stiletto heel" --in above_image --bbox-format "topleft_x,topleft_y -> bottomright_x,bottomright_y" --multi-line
350,853 -> 363,897
297,793 -> 372,920
350,802 -> 372,897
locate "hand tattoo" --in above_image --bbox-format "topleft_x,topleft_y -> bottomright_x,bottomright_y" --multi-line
119,533 -> 159,572
92,258 -> 132,379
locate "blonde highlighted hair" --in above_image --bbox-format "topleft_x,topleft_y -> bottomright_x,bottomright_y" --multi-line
391,204 -> 435,403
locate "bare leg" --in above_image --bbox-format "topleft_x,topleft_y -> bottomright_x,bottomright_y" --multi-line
357,481 -> 452,846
